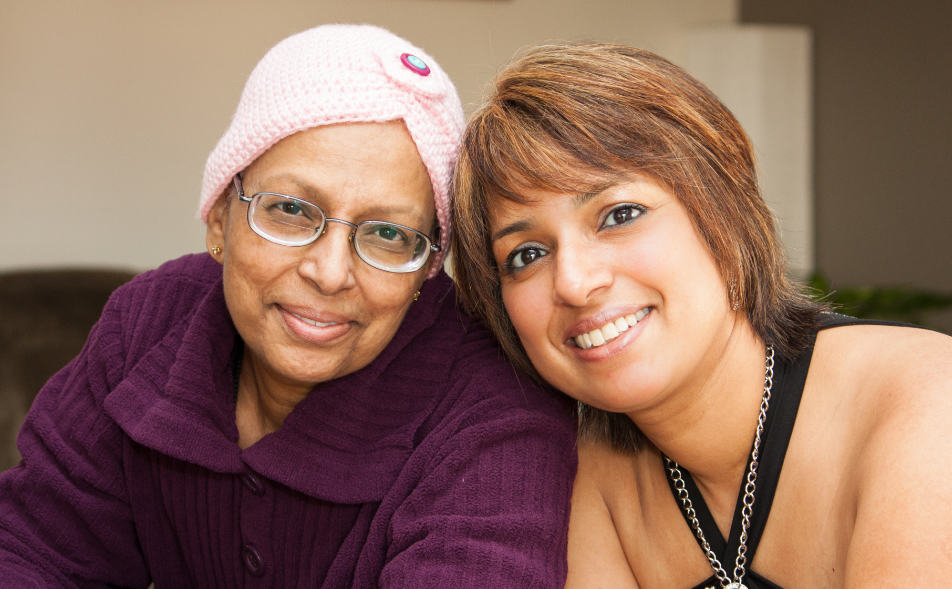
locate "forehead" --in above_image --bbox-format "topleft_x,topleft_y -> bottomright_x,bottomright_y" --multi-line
247,122 -> 434,216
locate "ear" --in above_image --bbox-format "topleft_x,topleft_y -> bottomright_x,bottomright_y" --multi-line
204,192 -> 231,262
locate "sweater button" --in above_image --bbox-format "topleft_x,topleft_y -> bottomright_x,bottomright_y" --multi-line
241,472 -> 265,496
242,544 -> 264,576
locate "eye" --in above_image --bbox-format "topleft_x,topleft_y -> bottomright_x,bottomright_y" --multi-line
601,203 -> 646,228
264,196 -> 316,220
357,223 -> 415,256
504,244 -> 548,273
371,224 -> 407,242
276,200 -> 304,216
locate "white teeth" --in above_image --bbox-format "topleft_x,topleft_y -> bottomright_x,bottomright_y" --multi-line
291,312 -> 337,328
573,308 -> 651,350
590,329 -> 606,346
579,333 -> 593,349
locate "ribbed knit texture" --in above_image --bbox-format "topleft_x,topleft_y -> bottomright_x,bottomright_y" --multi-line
0,254 -> 577,588
199,25 -> 465,277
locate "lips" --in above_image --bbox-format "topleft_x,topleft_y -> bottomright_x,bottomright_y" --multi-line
288,310 -> 341,328
572,307 -> 651,350
278,304 -> 354,344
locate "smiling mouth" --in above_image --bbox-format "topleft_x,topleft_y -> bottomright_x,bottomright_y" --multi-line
288,311 -> 341,328
572,307 -> 651,350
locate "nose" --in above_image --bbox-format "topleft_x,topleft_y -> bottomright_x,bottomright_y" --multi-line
551,239 -> 613,307
296,221 -> 357,294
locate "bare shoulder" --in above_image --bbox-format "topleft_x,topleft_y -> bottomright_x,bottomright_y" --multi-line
813,324 -> 952,581
566,439 -> 640,588
814,323 -> 952,407
812,323 -> 952,470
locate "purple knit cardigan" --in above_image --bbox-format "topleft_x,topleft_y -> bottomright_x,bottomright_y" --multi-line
0,254 -> 577,588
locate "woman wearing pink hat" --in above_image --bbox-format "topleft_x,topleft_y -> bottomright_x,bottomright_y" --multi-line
0,25 -> 576,587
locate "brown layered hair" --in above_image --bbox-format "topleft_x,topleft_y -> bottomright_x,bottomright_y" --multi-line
451,43 -> 823,451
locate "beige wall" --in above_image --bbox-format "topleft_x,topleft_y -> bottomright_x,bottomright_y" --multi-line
741,0 -> 952,331
0,0 -> 737,272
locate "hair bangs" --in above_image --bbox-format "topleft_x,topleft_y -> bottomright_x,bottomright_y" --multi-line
465,98 -> 628,205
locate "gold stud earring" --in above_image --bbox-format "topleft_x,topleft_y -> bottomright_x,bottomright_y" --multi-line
412,290 -> 421,302
210,246 -> 222,256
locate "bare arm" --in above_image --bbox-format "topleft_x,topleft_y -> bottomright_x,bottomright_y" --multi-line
566,441 -> 639,589
844,329 -> 952,584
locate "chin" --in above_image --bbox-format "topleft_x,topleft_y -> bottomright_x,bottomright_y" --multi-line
263,346 -> 349,387
577,395 -> 638,415
569,373 -> 664,414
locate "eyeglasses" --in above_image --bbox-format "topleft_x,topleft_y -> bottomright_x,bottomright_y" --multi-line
233,175 -> 440,274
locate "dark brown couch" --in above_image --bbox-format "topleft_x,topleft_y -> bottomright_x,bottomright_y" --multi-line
0,268 -> 136,471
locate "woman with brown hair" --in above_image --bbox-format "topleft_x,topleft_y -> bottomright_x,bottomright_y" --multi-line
451,42 -> 952,587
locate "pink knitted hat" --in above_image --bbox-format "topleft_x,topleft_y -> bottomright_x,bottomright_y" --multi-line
199,24 -> 464,277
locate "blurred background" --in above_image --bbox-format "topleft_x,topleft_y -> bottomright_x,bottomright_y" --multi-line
1,0 -> 950,330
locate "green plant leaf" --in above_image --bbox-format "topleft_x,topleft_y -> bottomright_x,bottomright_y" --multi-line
807,271 -> 952,325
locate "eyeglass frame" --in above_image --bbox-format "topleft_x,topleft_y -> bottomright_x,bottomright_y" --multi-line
232,174 -> 441,274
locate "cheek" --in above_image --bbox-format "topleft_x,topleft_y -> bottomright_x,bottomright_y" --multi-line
359,270 -> 420,326
220,253 -> 288,347
501,281 -> 547,351
349,276 -> 418,365
223,234 -> 285,300
624,221 -> 707,288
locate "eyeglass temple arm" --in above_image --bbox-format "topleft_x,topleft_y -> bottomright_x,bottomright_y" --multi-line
233,174 -> 252,202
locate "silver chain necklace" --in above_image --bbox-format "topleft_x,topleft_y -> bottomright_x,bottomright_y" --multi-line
663,344 -> 775,589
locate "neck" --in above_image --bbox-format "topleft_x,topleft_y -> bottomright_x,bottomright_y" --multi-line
633,319 -> 769,503
235,349 -> 313,449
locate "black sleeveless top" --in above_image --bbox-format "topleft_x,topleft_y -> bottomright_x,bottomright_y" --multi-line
666,314 -> 918,589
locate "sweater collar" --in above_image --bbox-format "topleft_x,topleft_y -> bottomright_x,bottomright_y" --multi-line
106,269 -> 463,503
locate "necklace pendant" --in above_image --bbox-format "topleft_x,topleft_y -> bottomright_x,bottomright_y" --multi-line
725,583 -> 747,589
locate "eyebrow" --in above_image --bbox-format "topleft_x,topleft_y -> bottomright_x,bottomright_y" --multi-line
491,180 -> 620,243
575,179 -> 620,205
249,172 -> 309,193
491,220 -> 532,243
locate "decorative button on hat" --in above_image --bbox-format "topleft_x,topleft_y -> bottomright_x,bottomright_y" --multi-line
400,53 -> 430,76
